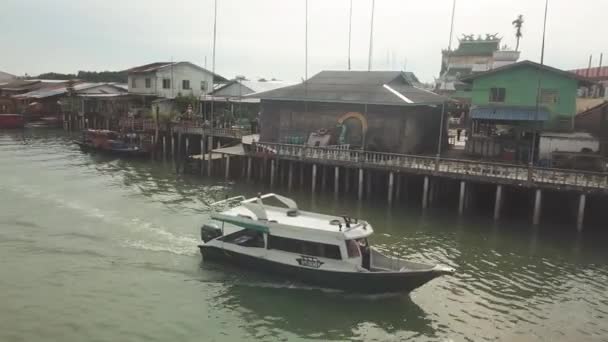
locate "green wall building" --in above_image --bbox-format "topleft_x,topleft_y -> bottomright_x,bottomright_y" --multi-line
459,60 -> 592,163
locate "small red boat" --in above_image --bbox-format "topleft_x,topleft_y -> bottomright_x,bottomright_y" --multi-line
0,114 -> 25,129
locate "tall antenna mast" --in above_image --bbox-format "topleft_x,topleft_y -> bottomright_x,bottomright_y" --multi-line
211,0 -> 218,126
304,0 -> 309,115
367,0 -> 375,71
530,0 -> 549,166
436,0 -> 456,158
348,0 -> 353,70
540,0 -> 549,65
448,0 -> 456,52
305,0 -> 308,81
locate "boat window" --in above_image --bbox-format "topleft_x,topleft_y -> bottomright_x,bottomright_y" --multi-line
219,229 -> 265,248
267,235 -> 341,260
346,240 -> 361,258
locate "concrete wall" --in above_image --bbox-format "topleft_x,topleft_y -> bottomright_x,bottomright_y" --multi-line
539,133 -> 600,160
128,64 -> 214,99
260,100 -> 442,154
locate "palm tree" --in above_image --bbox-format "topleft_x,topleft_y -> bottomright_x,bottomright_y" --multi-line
512,15 -> 524,51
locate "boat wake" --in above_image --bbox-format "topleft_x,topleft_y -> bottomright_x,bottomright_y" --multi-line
6,181 -> 199,257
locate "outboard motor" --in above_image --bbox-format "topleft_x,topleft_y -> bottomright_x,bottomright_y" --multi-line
200,223 -> 222,243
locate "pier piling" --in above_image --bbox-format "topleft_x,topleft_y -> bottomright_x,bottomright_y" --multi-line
494,185 -> 503,220
577,193 -> 586,232
225,155 -> 231,180
388,172 -> 394,205
533,189 -> 542,225
200,136 -> 205,175
270,159 -> 276,188
358,168 -> 364,200
247,157 -> 252,181
172,134 -> 176,159
312,164 -> 317,194
459,181 -> 466,215
334,166 -> 340,197
207,136 -> 213,176
422,176 -> 429,209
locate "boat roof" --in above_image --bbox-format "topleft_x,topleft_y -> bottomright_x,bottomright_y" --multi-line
211,194 -> 373,242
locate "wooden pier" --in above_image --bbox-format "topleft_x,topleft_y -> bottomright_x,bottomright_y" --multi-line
99,119 -> 606,230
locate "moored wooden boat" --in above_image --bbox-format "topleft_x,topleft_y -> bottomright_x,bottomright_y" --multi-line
0,114 -> 25,129
199,194 -> 454,294
73,129 -> 150,157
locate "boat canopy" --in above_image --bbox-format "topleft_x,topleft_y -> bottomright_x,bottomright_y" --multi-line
210,193 -> 372,242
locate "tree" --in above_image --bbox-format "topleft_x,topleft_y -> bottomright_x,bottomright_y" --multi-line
512,15 -> 524,52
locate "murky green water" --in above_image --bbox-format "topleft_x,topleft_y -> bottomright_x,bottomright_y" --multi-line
1,129 -> 607,342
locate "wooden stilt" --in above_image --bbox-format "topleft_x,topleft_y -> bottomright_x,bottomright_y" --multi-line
533,189 -> 542,225
422,176 -> 429,209
493,184 -> 503,220
577,193 -> 586,232
388,172 -> 394,205
459,181 -> 466,215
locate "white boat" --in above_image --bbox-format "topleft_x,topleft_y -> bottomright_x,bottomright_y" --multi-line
198,193 -> 454,294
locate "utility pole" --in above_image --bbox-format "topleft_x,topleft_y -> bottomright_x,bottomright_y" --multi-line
348,0 -> 353,70
367,0 -> 375,71
437,0 -> 456,160
530,0 -> 549,167
211,0 -> 218,128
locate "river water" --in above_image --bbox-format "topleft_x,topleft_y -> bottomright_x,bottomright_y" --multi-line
1,129 -> 607,342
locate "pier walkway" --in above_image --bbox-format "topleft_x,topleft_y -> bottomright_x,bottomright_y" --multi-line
253,142 -> 608,193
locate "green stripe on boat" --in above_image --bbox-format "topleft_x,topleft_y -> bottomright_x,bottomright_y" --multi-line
211,214 -> 270,233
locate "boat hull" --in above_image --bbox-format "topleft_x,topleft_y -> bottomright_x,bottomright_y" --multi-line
73,141 -> 150,158
0,114 -> 25,129
199,245 -> 443,294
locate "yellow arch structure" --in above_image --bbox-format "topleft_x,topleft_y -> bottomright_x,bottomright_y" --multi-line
337,111 -> 368,148
337,112 -> 368,134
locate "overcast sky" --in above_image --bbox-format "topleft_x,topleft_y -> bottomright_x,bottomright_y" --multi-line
2,0 -> 607,83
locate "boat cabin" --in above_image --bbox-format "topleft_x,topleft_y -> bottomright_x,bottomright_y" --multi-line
206,194 -> 375,270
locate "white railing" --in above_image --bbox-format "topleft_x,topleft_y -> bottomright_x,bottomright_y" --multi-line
252,142 -> 608,191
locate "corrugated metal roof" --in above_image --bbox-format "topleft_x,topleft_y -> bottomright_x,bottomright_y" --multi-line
470,105 -> 550,121
128,62 -> 173,73
569,66 -> 608,80
13,82 -> 126,99
127,61 -> 228,82
461,60 -> 594,85
0,71 -> 16,83
240,80 -> 294,94
248,70 -> 445,106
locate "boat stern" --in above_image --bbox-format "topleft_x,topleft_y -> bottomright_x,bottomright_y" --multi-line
431,264 -> 456,276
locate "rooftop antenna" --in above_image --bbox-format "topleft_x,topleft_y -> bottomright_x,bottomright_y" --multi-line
448,0 -> 456,52
305,0 -> 308,82
304,0 -> 309,115
367,0 -> 375,71
211,0 -> 218,127
530,0 -> 549,167
171,56 -> 174,98
436,0 -> 456,158
347,0 -> 353,70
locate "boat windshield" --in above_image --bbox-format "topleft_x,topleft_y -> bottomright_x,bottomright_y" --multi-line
346,240 -> 360,258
